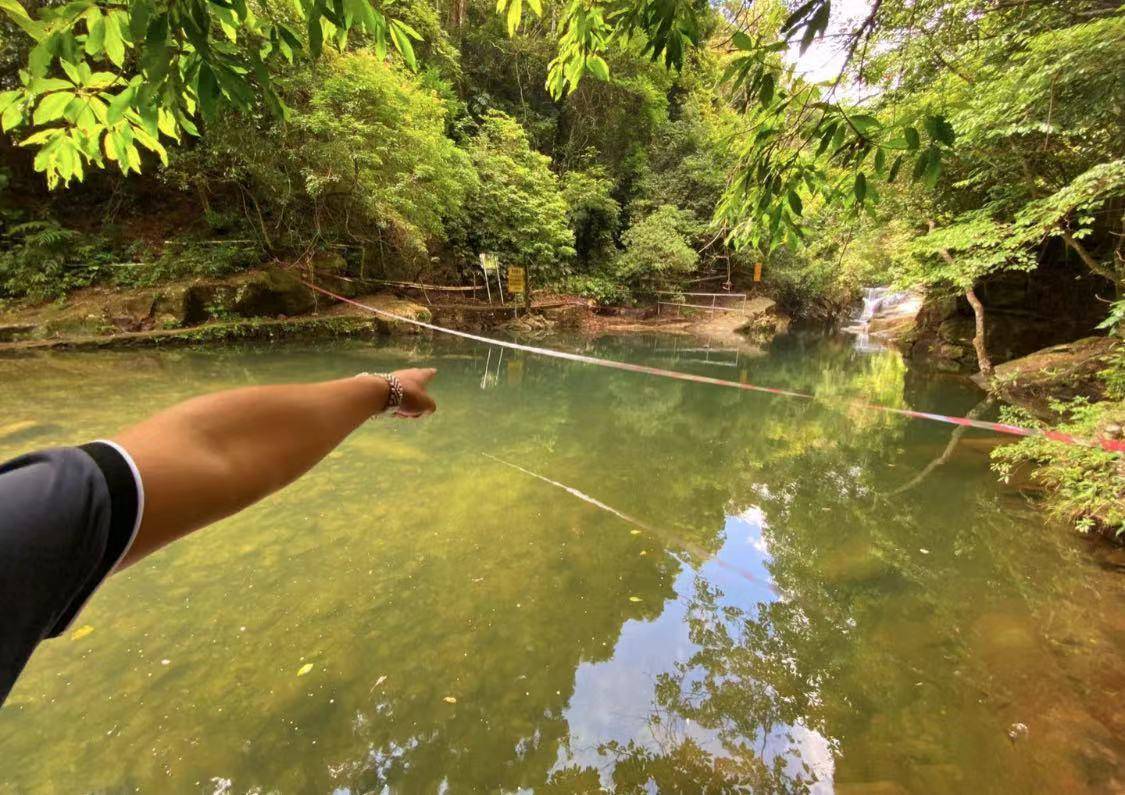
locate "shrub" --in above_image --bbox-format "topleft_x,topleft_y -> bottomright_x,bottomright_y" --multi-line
613,204 -> 699,291
991,351 -> 1125,538
0,220 -> 113,301
561,166 -> 621,269
164,51 -> 474,276
565,273 -> 629,305
453,111 -> 575,283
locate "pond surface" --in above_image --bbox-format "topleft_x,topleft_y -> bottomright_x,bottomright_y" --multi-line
0,331 -> 1122,793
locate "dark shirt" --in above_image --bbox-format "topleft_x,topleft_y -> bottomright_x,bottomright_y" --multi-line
0,442 -> 142,706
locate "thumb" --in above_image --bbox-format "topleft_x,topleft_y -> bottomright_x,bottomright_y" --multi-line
417,367 -> 438,385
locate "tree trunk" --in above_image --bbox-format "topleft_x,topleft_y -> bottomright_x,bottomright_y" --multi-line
928,219 -> 993,378
964,286 -> 993,378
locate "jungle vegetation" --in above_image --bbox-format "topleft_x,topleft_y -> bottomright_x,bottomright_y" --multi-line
0,0 -> 1122,531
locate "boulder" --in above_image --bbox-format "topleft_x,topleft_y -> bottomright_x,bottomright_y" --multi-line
906,259 -> 1110,372
151,286 -> 192,328
232,269 -> 316,318
734,296 -> 789,337
984,336 -> 1121,420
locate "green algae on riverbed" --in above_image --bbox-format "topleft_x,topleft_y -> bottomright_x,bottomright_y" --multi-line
0,333 -> 1122,792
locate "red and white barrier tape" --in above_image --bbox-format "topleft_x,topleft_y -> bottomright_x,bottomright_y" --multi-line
301,279 -> 1125,454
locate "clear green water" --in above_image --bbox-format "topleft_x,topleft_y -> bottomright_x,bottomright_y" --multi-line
0,332 -> 1122,793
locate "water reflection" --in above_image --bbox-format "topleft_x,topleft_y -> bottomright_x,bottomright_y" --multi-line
0,332 -> 1121,792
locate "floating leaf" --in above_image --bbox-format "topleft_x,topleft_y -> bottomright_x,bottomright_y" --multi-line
70,625 -> 94,641
296,663 -> 314,676
628,596 -> 642,602
443,695 -> 457,703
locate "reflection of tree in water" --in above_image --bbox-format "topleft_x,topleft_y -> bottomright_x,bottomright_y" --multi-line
546,575 -> 824,793
10,337 -> 1115,792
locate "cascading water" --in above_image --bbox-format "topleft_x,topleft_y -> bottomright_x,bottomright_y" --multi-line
846,287 -> 921,351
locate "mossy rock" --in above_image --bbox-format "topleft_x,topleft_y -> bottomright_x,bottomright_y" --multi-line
232,269 -> 316,318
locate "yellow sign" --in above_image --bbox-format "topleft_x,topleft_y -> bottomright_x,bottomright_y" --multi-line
753,262 -> 762,282
507,266 -> 526,294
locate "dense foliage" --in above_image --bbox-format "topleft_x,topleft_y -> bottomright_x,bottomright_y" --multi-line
1,0 -> 1119,314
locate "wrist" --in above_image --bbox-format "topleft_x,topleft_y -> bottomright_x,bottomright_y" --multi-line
355,372 -> 403,415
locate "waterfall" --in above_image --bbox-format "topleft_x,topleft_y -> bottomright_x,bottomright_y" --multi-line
856,287 -> 912,324
846,287 -> 920,351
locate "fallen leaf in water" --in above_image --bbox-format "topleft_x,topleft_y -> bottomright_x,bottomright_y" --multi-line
630,529 -> 641,535
70,625 -> 94,641
919,548 -> 931,555
375,675 -> 387,687
629,596 -> 642,602
443,696 -> 457,704
639,551 -> 647,556
297,663 -> 314,677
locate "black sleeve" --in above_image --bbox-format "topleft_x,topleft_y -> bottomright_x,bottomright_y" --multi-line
0,443 -> 139,706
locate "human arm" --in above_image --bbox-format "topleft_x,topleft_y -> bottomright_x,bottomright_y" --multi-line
111,368 -> 436,567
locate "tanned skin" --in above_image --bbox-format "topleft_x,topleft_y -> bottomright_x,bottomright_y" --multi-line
110,369 -> 437,567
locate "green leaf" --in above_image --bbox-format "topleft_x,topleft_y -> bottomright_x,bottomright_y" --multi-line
142,14 -> 169,79
904,126 -> 920,150
389,20 -> 417,69
106,85 -> 135,123
103,12 -> 125,67
888,155 -> 903,183
129,0 -> 152,41
86,71 -> 119,90
506,0 -> 522,36
59,60 -> 82,84
196,63 -> 220,123
854,172 -> 867,204
308,0 -> 325,58
927,114 -> 955,145
732,31 -> 754,50
28,41 -> 54,77
586,54 -> 609,81
29,77 -> 74,93
799,2 -> 829,54
1,102 -> 23,132
758,72 -> 774,106
787,190 -> 803,215
922,151 -> 942,188
816,122 -> 837,156
782,0 -> 818,34
849,114 -> 880,134
33,91 -> 76,124
0,0 -> 45,39
874,148 -> 885,175
84,13 -> 106,56
911,151 -> 928,181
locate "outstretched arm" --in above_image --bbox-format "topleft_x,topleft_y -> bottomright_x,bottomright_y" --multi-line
111,369 -> 437,567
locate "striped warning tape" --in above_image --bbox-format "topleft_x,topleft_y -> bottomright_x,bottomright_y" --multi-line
300,279 -> 1125,454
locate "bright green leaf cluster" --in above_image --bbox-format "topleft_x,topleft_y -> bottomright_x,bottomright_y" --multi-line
0,0 -> 422,188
